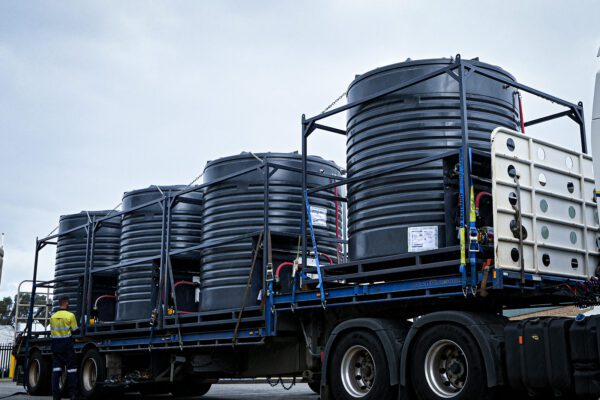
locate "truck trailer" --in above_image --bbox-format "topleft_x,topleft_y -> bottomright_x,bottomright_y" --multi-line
13,55 -> 600,400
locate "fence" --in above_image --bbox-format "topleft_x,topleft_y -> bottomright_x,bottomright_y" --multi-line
0,343 -> 13,379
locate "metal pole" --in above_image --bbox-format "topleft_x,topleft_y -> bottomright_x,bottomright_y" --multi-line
156,195 -> 167,328
263,159 -> 270,293
80,223 -> 92,328
23,238 -> 40,390
457,57 -> 472,286
301,115 -> 308,271
578,102 -> 588,154
85,223 -> 97,330
161,195 -> 173,330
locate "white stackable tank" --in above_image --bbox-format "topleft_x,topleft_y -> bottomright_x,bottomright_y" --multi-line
591,48 -> 600,181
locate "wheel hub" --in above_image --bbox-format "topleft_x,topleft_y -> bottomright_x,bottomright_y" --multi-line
341,345 -> 376,397
82,358 -> 98,392
424,339 -> 468,398
28,359 -> 40,387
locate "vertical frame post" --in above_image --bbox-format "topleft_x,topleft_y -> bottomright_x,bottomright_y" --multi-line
263,159 -> 274,335
85,223 -> 97,331
22,238 -> 40,390
578,102 -> 588,154
263,159 -> 270,284
301,115 -> 308,273
82,220 -> 97,334
457,57 -> 473,289
161,194 -> 174,330
156,194 -> 168,328
80,222 -> 92,328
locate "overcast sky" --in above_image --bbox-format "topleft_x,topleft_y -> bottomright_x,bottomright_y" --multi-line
1,0 -> 599,299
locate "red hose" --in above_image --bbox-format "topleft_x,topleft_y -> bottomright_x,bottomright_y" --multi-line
518,92 -> 525,133
475,192 -> 492,216
275,253 -> 335,279
93,294 -> 116,309
275,262 -> 295,279
320,252 -> 334,265
481,258 -> 493,271
174,280 -> 196,288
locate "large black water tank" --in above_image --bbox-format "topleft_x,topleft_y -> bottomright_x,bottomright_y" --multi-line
201,152 -> 342,311
54,211 -> 121,317
116,185 -> 203,321
346,58 -> 519,260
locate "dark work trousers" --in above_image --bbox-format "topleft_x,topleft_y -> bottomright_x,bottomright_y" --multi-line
51,337 -> 77,400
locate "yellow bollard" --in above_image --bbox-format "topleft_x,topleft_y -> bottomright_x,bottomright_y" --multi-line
8,355 -> 16,379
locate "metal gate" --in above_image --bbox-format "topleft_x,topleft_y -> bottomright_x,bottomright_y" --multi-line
0,343 -> 13,378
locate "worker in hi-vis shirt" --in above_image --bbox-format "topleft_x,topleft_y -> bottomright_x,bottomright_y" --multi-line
50,296 -> 78,400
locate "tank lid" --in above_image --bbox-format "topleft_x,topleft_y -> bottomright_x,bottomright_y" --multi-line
348,57 -> 516,92
122,184 -> 195,199
204,151 -> 341,172
59,210 -> 119,221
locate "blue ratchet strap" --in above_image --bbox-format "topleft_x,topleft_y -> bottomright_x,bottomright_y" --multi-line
468,147 -> 478,290
303,190 -> 326,306
458,149 -> 467,290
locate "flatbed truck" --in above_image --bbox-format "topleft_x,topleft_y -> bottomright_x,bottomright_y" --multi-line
13,56 -> 600,400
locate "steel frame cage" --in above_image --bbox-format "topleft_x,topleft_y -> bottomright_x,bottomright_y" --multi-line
299,53 -> 587,297
22,157 -> 341,374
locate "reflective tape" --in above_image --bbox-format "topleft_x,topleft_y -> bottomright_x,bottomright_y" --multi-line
51,333 -> 72,338
67,369 -> 77,373
51,326 -> 70,331
53,368 -> 62,372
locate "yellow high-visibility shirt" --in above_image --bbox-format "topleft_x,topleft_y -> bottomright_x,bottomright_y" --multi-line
50,309 -> 78,338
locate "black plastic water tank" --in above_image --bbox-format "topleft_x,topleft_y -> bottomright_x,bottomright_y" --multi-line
54,211 -> 121,317
116,185 -> 203,321
346,58 -> 519,260
201,152 -> 342,311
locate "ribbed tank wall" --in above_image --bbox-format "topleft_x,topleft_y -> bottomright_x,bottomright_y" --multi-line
54,211 -> 121,317
116,185 -> 203,321
201,152 -> 342,311
346,58 -> 519,260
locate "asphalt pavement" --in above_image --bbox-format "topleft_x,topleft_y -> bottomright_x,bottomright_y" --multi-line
0,380 -> 319,399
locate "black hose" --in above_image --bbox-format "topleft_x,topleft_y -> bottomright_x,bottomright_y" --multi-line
0,392 -> 27,399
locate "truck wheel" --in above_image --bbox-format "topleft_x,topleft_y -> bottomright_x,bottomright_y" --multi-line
171,382 -> 211,397
329,330 -> 395,400
79,349 -> 106,399
26,351 -> 50,395
410,324 -> 489,400
308,380 -> 320,394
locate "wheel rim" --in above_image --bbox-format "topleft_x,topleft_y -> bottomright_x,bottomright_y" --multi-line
424,339 -> 468,398
82,358 -> 98,392
340,345 -> 376,398
28,359 -> 40,388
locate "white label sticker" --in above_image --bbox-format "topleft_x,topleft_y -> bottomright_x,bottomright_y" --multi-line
408,226 -> 438,252
310,206 -> 328,227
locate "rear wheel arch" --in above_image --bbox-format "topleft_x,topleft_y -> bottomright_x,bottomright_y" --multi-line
322,318 -> 410,389
399,311 -> 507,389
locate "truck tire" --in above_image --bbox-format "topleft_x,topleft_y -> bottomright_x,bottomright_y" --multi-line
171,382 -> 211,397
410,324 -> 490,400
329,330 -> 395,400
26,351 -> 50,396
79,349 -> 106,399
